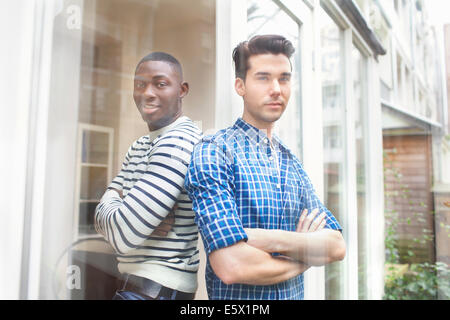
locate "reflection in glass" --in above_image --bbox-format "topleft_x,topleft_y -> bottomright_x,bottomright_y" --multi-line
247,0 -> 302,159
80,166 -> 107,200
81,131 -> 109,164
320,7 -> 346,300
41,0 -> 216,299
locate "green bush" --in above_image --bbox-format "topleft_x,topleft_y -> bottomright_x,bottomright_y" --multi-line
384,262 -> 450,300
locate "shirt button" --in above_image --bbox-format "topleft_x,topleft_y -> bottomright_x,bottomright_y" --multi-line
264,138 -> 269,144
269,156 -> 274,161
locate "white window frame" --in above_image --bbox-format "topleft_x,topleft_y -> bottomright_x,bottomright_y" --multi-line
20,0 -> 60,300
73,123 -> 114,240
321,0 -> 385,300
23,0 -> 85,299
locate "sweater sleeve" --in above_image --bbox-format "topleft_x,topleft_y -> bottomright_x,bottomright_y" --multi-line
107,146 -> 132,193
94,132 -> 197,254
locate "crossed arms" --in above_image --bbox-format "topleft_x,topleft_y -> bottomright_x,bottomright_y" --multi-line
94,134 -> 195,254
185,141 -> 346,286
210,209 -> 346,285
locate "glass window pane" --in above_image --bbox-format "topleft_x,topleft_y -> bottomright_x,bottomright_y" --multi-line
40,0 -> 215,299
78,202 -> 99,235
81,130 -> 109,164
80,166 -> 107,200
320,6 -> 346,300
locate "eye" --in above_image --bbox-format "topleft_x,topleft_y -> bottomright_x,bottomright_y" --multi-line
135,81 -> 146,89
156,82 -> 168,88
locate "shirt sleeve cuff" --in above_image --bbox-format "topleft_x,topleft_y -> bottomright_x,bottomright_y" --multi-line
199,215 -> 248,255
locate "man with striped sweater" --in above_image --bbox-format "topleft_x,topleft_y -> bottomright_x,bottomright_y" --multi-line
95,52 -> 202,300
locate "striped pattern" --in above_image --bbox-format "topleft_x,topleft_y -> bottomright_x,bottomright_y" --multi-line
95,116 -> 202,292
185,118 -> 342,299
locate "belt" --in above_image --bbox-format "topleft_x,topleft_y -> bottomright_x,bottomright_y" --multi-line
118,274 -> 195,300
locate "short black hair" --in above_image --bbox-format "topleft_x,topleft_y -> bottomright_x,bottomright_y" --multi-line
135,51 -> 183,79
232,34 -> 295,80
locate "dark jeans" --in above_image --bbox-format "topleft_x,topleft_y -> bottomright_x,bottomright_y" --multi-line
112,290 -> 174,300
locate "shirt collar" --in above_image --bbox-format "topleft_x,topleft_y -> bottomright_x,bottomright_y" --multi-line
234,117 -> 285,150
148,116 -> 189,141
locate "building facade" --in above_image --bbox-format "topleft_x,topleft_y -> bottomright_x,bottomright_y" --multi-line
0,0 -> 447,300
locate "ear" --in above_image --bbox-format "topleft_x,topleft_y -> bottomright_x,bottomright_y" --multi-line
234,78 -> 246,97
180,82 -> 189,99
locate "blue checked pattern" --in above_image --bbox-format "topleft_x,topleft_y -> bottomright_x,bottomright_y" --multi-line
185,118 -> 342,300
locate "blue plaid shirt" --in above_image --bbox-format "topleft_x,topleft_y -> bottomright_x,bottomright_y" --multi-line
185,118 -> 342,300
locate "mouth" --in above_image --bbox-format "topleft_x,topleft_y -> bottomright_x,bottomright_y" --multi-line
141,104 -> 159,114
265,101 -> 283,108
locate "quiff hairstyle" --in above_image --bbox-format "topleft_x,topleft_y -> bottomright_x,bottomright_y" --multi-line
232,34 -> 295,80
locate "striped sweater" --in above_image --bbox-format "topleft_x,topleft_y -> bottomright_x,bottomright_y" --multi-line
94,116 -> 202,293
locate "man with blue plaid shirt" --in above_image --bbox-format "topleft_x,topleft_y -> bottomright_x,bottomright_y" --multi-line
185,35 -> 346,300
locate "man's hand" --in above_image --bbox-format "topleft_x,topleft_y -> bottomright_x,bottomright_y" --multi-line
243,207 -> 345,266
296,208 -> 326,233
152,204 -> 177,237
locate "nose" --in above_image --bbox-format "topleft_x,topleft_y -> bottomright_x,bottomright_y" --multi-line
143,84 -> 156,99
270,79 -> 281,97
